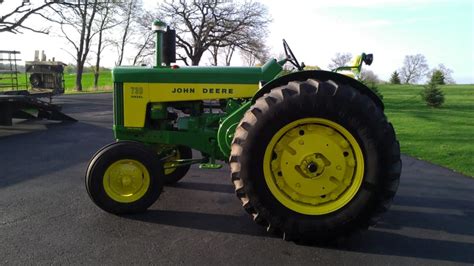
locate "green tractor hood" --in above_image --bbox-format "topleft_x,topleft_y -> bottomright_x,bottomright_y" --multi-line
112,59 -> 283,85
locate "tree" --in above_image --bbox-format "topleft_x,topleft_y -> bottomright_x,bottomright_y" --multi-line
429,64 -> 455,84
359,70 -> 379,84
47,0 -> 102,91
222,44 -> 237,66
92,1 -> 119,89
113,0 -> 142,66
209,5 -> 270,66
238,39 -> 270,66
0,0 -> 56,34
328,53 -> 352,70
131,9 -> 156,66
158,0 -> 271,66
240,43 -> 270,67
400,54 -> 429,84
208,39 -> 229,66
430,69 -> 445,85
389,71 -> 401,84
421,81 -> 445,107
214,38 -> 269,66
360,70 -> 382,100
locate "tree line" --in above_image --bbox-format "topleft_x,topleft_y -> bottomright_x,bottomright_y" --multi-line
328,52 -> 454,85
390,55 -> 454,85
0,0 -> 271,91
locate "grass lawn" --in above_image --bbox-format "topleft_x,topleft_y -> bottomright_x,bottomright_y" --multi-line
64,71 -> 112,93
379,84 -> 474,177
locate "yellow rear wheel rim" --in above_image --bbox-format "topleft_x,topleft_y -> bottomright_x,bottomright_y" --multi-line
263,118 -> 364,215
103,159 -> 150,203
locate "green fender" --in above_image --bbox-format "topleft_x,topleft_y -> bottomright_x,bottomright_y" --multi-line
217,101 -> 252,158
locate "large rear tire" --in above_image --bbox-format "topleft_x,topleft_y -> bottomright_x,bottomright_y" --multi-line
85,141 -> 164,214
230,79 -> 401,243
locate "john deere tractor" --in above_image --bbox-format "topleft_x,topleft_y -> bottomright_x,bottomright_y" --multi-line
85,20 -> 401,243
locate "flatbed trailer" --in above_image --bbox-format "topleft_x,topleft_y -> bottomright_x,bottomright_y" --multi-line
0,50 -> 75,126
0,92 -> 76,126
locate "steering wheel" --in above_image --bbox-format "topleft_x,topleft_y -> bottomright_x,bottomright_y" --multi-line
283,39 -> 303,71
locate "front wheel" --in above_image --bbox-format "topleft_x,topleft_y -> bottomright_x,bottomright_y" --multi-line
85,141 -> 164,214
230,79 -> 401,243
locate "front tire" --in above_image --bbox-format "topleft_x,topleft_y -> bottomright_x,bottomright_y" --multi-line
230,79 -> 401,243
85,141 -> 164,214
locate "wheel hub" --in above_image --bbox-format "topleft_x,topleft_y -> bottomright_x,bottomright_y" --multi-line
103,159 -> 151,203
264,118 -> 364,215
300,154 -> 328,178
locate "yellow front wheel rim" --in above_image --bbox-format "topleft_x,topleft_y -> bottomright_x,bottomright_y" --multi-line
263,118 -> 364,215
103,159 -> 151,203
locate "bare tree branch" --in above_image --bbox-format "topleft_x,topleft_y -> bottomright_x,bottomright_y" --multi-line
155,0 -> 271,66
0,0 -> 57,34
93,1 -> 119,88
328,53 -> 352,70
113,0 -> 139,66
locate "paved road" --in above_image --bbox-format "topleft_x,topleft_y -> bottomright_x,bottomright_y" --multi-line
1,94 -> 473,265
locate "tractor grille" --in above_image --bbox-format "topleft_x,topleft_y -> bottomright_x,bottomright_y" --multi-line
113,82 -> 124,126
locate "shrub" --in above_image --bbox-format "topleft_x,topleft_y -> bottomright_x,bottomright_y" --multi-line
421,81 -> 445,107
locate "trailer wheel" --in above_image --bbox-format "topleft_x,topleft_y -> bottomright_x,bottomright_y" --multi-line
230,79 -> 401,243
162,146 -> 193,185
85,141 -> 164,214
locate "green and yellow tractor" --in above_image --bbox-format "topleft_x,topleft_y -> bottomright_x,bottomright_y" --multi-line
85,20 -> 401,243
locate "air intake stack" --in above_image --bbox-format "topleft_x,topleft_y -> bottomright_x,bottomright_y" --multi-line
153,20 -> 176,67
152,19 -> 167,68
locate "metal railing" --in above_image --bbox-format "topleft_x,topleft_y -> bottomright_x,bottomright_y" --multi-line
0,50 -> 27,92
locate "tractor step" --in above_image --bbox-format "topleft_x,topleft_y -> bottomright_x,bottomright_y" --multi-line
199,163 -> 223,169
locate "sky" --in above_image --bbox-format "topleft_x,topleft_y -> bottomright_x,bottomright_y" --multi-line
1,0 -> 473,83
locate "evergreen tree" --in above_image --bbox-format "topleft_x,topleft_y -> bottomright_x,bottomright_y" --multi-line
421,81 -> 445,107
430,69 -> 445,85
389,71 -> 401,84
